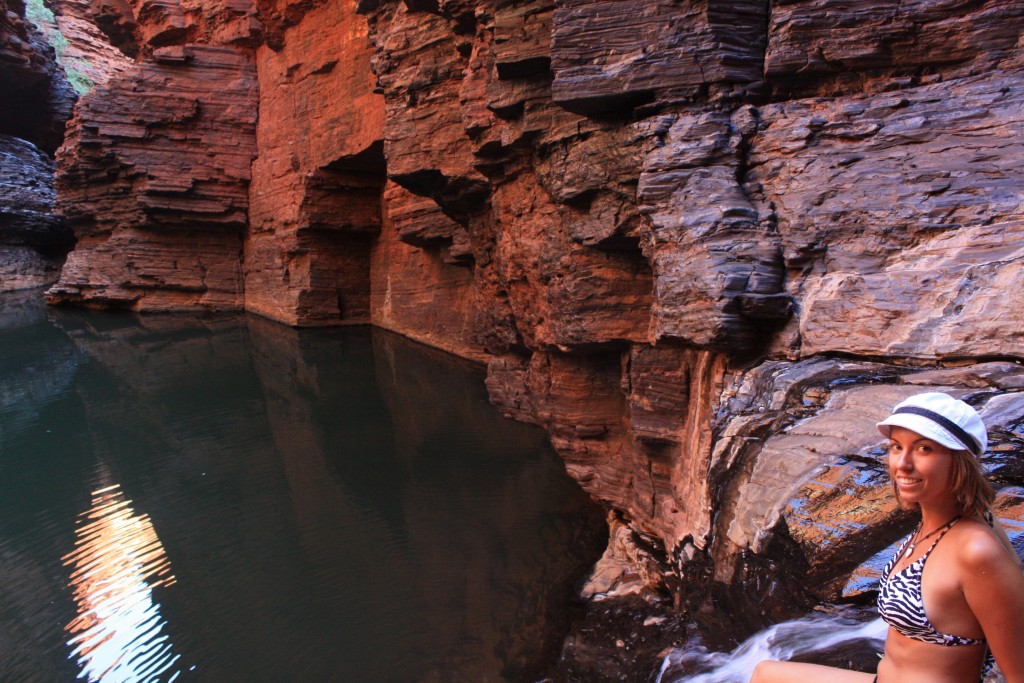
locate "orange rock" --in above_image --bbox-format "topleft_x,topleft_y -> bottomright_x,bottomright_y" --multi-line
47,45 -> 257,310
244,0 -> 385,325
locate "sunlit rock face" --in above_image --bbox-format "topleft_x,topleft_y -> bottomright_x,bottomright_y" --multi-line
40,0 -> 260,311
245,0 -> 385,326
45,45 -> 257,310
47,0 -> 133,89
40,0 -> 1024,616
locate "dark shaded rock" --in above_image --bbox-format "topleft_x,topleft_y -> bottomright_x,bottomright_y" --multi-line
551,0 -> 767,114
0,0 -> 76,152
0,134 -> 73,290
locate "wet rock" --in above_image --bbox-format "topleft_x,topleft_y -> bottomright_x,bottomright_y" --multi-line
545,595 -> 690,683
721,364 -> 1024,600
843,486 -> 1024,605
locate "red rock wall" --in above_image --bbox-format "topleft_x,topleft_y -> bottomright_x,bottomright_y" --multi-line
369,182 -> 482,359
47,45 -> 257,310
245,0 -> 384,325
44,0 -> 1024,612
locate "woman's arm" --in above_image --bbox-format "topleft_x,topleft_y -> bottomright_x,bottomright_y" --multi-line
961,531 -> 1024,682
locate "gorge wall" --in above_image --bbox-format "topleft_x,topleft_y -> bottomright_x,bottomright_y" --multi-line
11,0 -> 1024,644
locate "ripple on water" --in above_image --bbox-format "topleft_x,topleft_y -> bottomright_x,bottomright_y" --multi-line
62,482 -> 187,683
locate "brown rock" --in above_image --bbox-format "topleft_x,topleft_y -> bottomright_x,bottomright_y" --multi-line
370,182 -> 482,359
487,345 -> 727,570
244,0 -> 385,325
489,169 -> 652,348
87,0 -> 261,54
49,0 -> 133,90
362,1 -> 490,223
47,45 -> 257,310
550,0 -> 767,113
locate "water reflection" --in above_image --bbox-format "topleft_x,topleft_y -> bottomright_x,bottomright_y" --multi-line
63,480 -> 183,682
0,295 -> 604,682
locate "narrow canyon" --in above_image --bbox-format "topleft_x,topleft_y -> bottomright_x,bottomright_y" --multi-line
3,0 -> 1024,677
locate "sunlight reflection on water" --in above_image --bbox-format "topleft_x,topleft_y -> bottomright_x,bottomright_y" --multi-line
63,480 -> 186,682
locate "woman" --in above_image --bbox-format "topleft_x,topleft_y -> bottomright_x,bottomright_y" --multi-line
751,392 -> 1024,683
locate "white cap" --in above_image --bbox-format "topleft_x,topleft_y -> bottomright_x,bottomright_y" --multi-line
877,392 -> 987,457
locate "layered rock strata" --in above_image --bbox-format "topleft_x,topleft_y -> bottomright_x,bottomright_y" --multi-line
0,0 -> 78,289
46,45 -> 257,310
245,0 -> 384,325
0,135 -> 75,289
0,0 -> 76,153
47,0 -> 133,90
40,0 -> 1024,642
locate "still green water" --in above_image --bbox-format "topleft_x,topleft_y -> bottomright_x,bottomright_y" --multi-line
0,291 -> 604,683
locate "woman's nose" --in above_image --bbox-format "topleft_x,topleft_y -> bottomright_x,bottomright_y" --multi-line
892,450 -> 912,470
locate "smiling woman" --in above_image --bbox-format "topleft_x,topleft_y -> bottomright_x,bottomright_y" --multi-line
751,392 -> 1024,683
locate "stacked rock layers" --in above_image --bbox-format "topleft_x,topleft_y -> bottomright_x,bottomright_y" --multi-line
44,0 -> 1024,608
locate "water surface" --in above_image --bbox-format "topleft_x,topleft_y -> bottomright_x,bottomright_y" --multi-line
0,291 -> 604,682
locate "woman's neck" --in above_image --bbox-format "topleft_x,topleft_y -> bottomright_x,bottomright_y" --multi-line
918,502 -> 961,531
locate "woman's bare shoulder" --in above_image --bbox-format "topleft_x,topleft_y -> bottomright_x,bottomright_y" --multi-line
953,516 -> 1021,571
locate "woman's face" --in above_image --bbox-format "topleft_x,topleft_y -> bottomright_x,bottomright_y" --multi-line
887,425 -> 955,508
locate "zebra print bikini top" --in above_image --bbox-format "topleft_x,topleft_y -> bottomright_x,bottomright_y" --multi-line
877,516 -> 987,647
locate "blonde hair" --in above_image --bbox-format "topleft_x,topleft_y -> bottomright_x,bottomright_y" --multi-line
892,447 -> 995,518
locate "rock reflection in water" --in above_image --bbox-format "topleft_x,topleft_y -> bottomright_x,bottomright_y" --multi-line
0,299 -> 604,682
62,480 -> 184,682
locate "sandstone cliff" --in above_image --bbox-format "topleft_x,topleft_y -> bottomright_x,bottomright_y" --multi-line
37,0 -> 1024,658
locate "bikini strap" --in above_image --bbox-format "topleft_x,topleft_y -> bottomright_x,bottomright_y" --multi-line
919,515 -> 961,559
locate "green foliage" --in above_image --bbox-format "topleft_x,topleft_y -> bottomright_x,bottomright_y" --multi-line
24,0 -> 94,95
